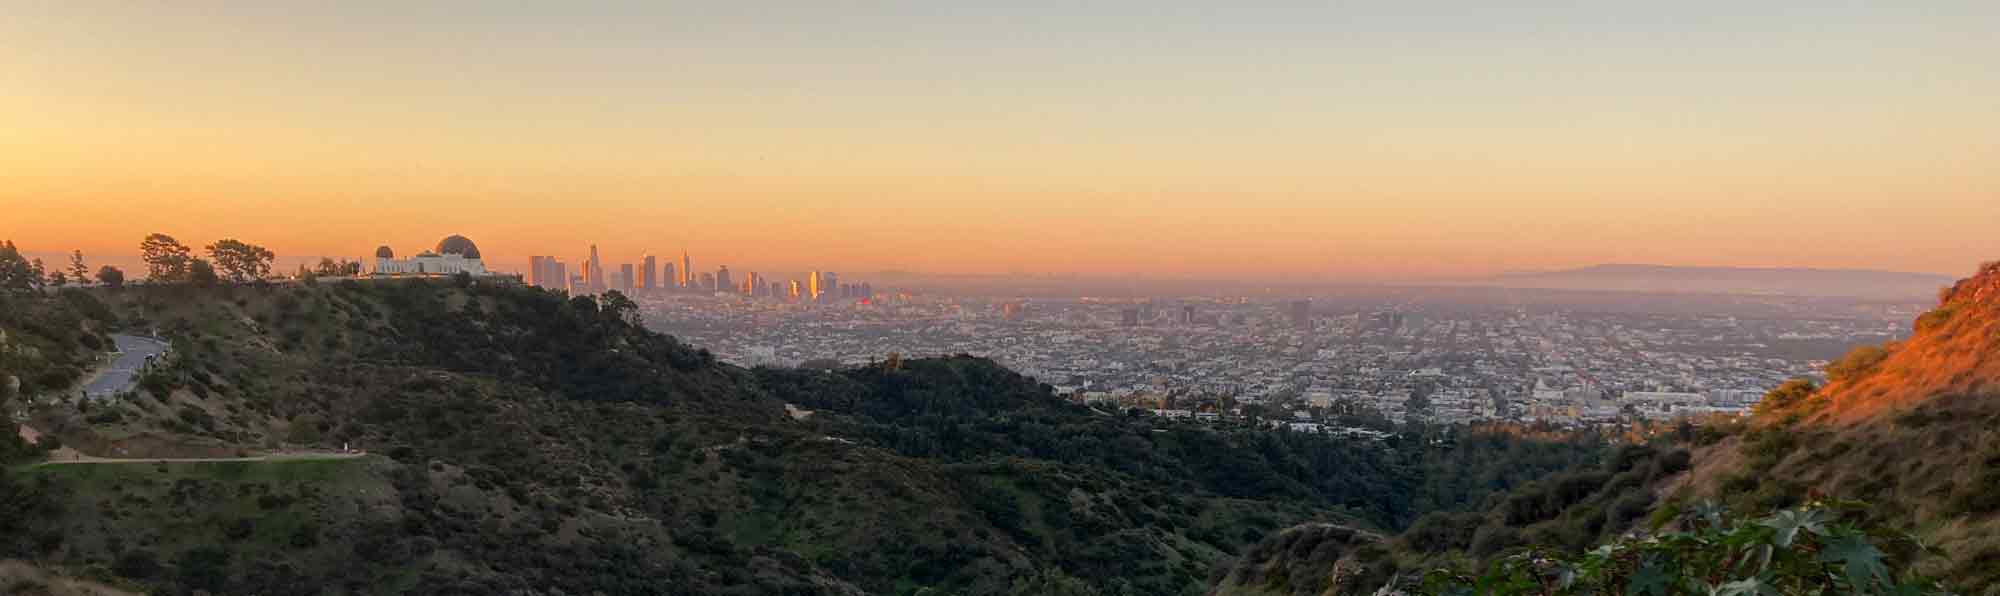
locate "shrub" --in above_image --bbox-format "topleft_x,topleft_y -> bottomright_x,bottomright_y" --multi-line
1413,501 -> 1951,595
1825,344 -> 1889,383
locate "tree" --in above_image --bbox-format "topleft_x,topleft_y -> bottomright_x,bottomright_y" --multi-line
205,238 -> 274,283
314,257 -> 344,277
139,233 -> 193,282
96,265 -> 125,289
28,259 -> 46,290
600,290 -> 640,325
189,258 -> 219,287
45,270 -> 66,287
67,250 -> 87,284
0,241 -> 37,292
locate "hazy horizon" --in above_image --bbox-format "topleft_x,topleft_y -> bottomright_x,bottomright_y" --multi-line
6,2 -> 1998,278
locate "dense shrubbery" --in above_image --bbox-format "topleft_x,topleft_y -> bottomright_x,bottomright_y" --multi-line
760,357 -> 1608,530
0,288 -> 117,395
1413,501 -> 1949,596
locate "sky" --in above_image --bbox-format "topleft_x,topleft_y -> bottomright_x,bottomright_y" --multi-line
3,2 -> 1998,280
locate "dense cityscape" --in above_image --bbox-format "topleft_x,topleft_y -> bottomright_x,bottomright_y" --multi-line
634,285 -> 1923,429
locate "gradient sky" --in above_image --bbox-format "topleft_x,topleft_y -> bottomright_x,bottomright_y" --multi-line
4,2 -> 1997,280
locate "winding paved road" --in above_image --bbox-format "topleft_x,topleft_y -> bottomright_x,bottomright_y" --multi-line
82,335 -> 169,400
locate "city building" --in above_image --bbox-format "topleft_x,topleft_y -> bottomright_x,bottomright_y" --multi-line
587,244 -> 606,292
641,255 -> 657,290
680,250 -> 692,288
619,263 -> 635,293
528,255 -> 549,287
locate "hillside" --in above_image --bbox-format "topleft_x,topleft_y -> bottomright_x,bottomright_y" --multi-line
1211,261 -> 2000,595
1670,261 -> 2000,588
0,279 -> 1609,595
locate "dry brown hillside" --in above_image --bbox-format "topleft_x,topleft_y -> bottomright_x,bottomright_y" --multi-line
1677,260 -> 2000,590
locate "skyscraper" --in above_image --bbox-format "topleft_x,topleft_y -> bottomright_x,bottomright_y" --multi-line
662,263 -> 676,293
715,266 -> 731,294
619,263 -> 635,293
788,279 -> 802,301
528,256 -> 549,287
1289,299 -> 1311,329
698,272 -> 715,291
808,271 -> 823,301
680,250 -> 692,288
587,244 -> 606,292
641,255 -> 657,290
741,271 -> 760,295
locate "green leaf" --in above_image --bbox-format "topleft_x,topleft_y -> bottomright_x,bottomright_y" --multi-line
1759,507 -> 1831,548
1626,559 -> 1672,596
1819,533 -> 1891,590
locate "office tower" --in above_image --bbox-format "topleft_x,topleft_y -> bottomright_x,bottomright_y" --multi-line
641,255 -> 657,290
528,256 -> 548,287
538,257 -> 566,291
808,271 -> 823,301
821,272 -> 838,301
680,250 -> 692,288
741,271 -> 760,295
1289,299 -> 1311,329
698,272 -> 715,291
662,263 -> 676,293
587,244 -> 605,291
1121,308 -> 1139,327
859,282 -> 873,300
769,281 -> 784,299
1181,305 -> 1195,325
619,263 -> 635,293
788,279 -> 802,300
716,266 -> 732,294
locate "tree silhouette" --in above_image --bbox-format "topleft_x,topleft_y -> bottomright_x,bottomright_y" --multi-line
140,233 -> 193,282
205,239 -> 274,283
96,265 -> 125,288
67,250 -> 87,284
0,241 -> 37,292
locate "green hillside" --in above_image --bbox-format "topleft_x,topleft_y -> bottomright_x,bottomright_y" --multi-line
3,278 -> 1608,595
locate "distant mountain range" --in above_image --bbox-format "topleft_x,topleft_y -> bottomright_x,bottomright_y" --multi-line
1463,263 -> 1955,300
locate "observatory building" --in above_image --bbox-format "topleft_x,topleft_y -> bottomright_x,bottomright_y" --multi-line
373,235 -> 489,276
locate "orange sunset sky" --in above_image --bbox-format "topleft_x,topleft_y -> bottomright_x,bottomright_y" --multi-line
4,2 -> 1997,280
